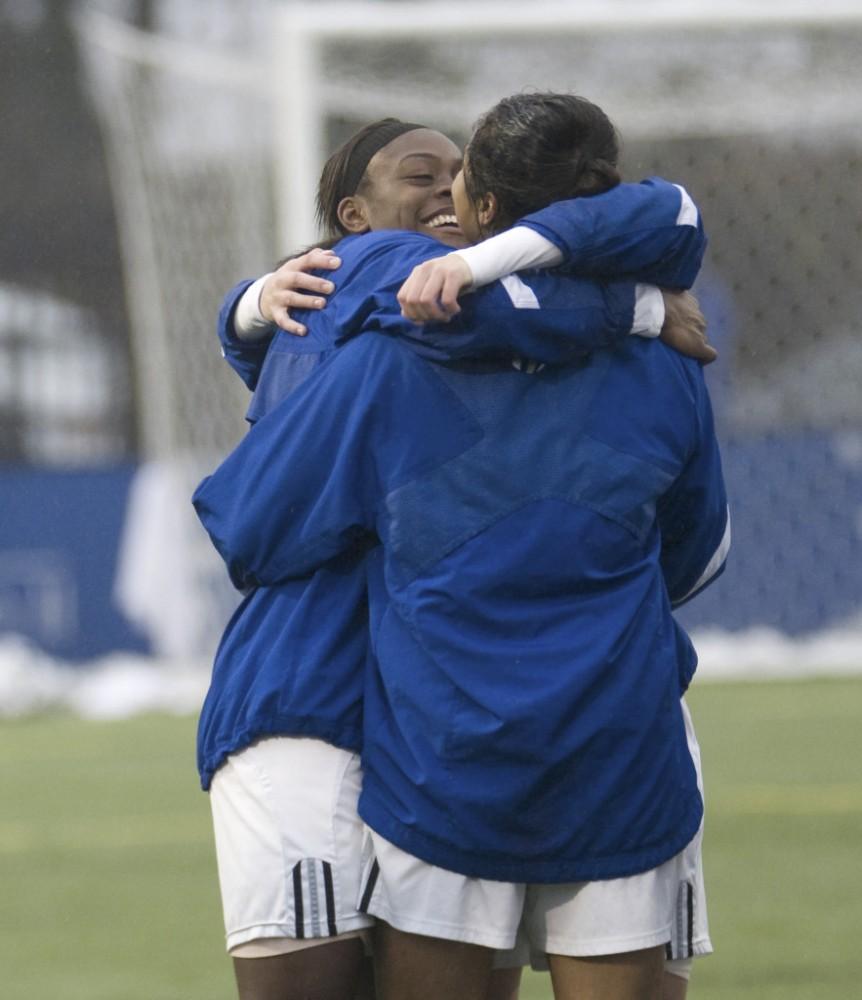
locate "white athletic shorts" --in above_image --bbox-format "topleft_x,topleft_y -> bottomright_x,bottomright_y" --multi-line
209,735 -> 374,956
358,699 -> 712,968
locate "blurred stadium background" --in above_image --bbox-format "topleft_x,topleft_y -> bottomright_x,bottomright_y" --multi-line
1,1 -> 861,996
2,0 -> 861,693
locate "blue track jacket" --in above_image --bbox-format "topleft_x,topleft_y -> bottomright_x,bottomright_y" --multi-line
195,324 -> 728,883
196,179 -> 712,796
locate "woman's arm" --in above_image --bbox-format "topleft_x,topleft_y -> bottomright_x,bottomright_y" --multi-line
516,177 -> 707,289
218,249 -> 342,390
325,231 -> 652,365
193,333 -> 474,588
242,248 -> 342,337
399,177 -> 707,323
397,180 -> 715,362
658,368 -> 730,607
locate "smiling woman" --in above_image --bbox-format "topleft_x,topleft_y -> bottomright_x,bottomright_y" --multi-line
239,119 -> 467,340
316,118 -> 467,247
201,117 -> 533,1000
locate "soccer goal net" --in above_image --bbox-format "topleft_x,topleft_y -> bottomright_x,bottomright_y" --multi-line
75,0 -> 862,646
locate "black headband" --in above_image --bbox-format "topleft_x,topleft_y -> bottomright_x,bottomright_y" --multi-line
341,120 -> 427,198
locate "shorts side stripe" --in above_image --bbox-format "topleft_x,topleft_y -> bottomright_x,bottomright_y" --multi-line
322,861 -> 338,936
292,862 -> 305,938
358,859 -> 379,914
308,859 -> 323,937
686,881 -> 694,958
669,879 -> 694,960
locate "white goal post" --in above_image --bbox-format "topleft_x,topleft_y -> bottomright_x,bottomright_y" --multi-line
75,0 -> 862,461
72,0 -> 862,656
270,0 -> 862,251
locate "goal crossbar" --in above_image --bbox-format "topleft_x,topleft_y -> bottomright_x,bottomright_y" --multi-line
280,0 -> 862,38
270,0 -> 862,248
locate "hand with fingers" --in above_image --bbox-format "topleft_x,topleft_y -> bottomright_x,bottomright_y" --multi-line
397,254 -> 474,324
260,248 -> 342,336
659,290 -> 717,365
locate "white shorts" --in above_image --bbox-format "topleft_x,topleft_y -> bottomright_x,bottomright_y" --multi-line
209,736 -> 374,955
358,699 -> 712,966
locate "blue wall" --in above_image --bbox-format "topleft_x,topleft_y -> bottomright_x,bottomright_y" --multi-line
0,465 -> 150,661
1,432 -> 860,661
677,430 -> 862,635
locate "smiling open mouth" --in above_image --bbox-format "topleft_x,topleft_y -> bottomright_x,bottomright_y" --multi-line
425,213 -> 461,231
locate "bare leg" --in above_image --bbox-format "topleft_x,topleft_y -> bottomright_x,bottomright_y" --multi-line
233,937 -> 367,1000
548,945 -> 665,1000
355,956 -> 377,1000
374,920 -> 495,1000
487,966 -> 523,1000
662,969 -> 688,1000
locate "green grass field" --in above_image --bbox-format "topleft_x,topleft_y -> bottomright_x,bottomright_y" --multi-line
2,676 -> 861,999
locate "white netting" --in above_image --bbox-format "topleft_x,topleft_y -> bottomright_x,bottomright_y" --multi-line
76,1 -> 276,460
74,0 -> 862,643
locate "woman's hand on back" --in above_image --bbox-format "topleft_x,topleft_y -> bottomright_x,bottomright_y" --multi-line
660,290 -> 717,364
397,254 -> 474,324
259,248 -> 341,336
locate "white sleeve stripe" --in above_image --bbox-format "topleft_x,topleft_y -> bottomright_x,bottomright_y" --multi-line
454,228 -> 562,289
234,273 -> 275,340
631,284 -> 664,337
673,184 -> 699,228
677,506 -> 731,604
511,357 -> 546,374
500,273 -> 540,309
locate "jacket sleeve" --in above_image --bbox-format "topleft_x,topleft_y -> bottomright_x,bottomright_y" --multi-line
517,177 -> 707,289
192,334 -> 477,588
657,366 -> 730,607
424,274 -> 641,363
329,232 -> 643,364
217,279 -> 273,391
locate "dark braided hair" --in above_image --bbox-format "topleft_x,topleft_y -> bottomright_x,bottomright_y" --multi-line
276,118 -> 428,263
315,117 -> 425,239
464,93 -> 621,235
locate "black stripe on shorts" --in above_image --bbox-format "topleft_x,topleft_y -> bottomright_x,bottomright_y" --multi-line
358,859 -> 379,914
292,861 -> 305,938
686,880 -> 694,958
322,860 -> 338,937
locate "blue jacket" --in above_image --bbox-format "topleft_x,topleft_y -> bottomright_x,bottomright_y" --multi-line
194,319 -> 728,882
197,179 -> 709,792
218,177 -> 706,404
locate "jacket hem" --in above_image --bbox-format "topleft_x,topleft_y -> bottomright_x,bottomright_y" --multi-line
359,792 -> 704,884
199,716 -> 362,791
